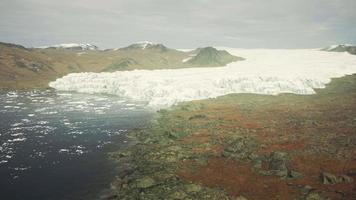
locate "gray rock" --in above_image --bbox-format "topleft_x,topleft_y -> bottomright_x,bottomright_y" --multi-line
269,152 -> 288,169
338,175 -> 353,183
268,152 -> 289,177
320,172 -> 352,184
300,185 -> 313,195
288,170 -> 303,179
321,172 -> 338,184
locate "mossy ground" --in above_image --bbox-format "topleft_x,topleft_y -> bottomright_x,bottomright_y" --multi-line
102,74 -> 356,200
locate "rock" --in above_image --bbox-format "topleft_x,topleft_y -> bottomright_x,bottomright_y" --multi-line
269,152 -> 288,169
338,175 -> 353,183
110,178 -> 125,190
135,177 -> 156,189
306,191 -> 325,200
185,183 -> 202,193
300,185 -> 313,195
321,172 -> 338,184
321,172 -> 354,184
288,170 -> 303,179
268,151 -> 289,177
222,137 -> 257,160
274,169 -> 288,177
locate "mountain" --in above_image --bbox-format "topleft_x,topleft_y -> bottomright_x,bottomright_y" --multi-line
322,44 -> 356,55
185,47 -> 244,66
120,41 -> 168,51
38,43 -> 99,51
0,41 -> 243,89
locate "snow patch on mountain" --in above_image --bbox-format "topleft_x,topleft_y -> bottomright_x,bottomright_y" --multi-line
49,48 -> 356,108
182,54 -> 197,63
323,44 -> 354,51
39,43 -> 98,50
137,41 -> 155,49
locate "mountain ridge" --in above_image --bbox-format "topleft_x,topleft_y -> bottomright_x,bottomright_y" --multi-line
0,41 -> 243,89
322,44 -> 356,55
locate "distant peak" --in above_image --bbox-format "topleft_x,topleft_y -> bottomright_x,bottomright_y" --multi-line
121,41 -> 168,51
322,44 -> 356,55
136,41 -> 155,49
323,44 -> 354,51
39,43 -> 98,50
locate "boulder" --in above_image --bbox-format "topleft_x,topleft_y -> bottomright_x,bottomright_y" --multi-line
321,172 -> 353,184
338,175 -> 353,183
268,152 -> 289,177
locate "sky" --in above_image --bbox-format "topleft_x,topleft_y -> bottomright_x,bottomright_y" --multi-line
0,0 -> 355,49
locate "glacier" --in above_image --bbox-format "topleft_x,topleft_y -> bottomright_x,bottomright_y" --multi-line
49,48 -> 356,108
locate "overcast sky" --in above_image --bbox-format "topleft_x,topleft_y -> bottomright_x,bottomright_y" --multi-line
0,0 -> 355,49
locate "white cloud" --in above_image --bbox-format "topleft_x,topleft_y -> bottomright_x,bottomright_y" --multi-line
0,0 -> 355,48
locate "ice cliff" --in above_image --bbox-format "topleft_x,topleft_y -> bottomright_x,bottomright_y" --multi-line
49,49 -> 356,108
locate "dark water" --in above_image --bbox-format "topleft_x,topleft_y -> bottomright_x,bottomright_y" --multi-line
0,90 -> 152,200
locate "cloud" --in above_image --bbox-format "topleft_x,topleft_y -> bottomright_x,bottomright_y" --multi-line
0,0 -> 355,48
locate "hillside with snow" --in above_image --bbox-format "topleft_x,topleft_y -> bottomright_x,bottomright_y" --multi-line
322,44 -> 356,55
49,48 -> 356,108
39,43 -> 98,50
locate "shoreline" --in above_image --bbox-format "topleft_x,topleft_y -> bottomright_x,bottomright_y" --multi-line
100,74 -> 356,200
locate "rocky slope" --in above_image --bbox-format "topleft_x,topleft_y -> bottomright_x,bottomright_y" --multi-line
0,42 -> 243,89
186,47 -> 243,66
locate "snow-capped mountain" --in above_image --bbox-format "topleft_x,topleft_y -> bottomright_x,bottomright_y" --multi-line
322,44 -> 356,55
121,41 -> 168,51
39,43 -> 98,50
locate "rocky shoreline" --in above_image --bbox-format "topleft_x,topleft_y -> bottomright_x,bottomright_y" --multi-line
98,74 -> 356,200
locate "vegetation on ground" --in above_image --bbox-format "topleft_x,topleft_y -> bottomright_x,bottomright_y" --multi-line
102,74 -> 356,200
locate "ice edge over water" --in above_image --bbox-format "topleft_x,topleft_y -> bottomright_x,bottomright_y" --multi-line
49,48 -> 356,108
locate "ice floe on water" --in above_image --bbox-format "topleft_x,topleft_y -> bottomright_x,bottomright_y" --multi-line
8,138 -> 27,142
0,90 -> 152,179
50,48 -> 356,108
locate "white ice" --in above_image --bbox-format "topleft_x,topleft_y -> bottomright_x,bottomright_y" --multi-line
49,48 -> 356,108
